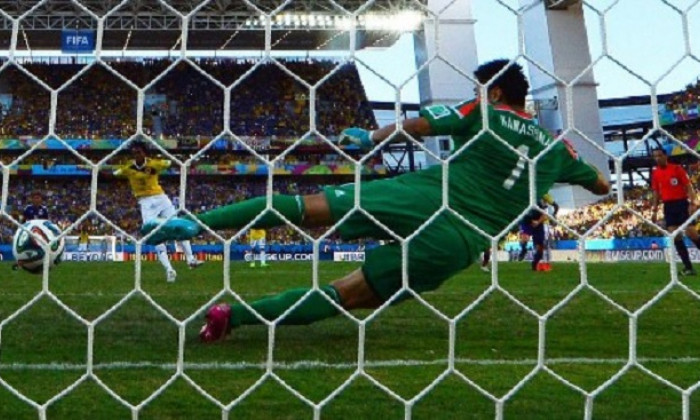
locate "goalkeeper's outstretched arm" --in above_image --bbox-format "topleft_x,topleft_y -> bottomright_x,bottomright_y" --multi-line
338,117 -> 433,150
371,117 -> 433,144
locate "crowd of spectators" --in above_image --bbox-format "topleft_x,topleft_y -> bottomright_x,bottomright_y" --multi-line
0,58 -> 376,140
551,187 -> 658,240
663,81 -> 700,123
494,186 -> 657,243
552,163 -> 700,240
0,149 -> 381,169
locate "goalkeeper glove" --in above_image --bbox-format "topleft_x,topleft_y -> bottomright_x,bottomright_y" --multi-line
338,127 -> 375,150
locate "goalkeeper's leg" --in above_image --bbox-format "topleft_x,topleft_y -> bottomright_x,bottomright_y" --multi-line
143,194 -> 332,244
199,220 -> 473,343
199,269 -> 382,342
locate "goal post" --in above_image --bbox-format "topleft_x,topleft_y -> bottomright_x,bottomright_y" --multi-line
62,235 -> 121,262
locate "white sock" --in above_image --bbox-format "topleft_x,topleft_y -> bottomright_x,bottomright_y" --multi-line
156,244 -> 174,272
260,250 -> 266,264
180,240 -> 195,263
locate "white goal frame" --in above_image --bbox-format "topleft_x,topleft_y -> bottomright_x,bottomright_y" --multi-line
63,235 -> 120,262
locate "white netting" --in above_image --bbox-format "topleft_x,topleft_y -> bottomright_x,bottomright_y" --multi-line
1,0 -> 700,418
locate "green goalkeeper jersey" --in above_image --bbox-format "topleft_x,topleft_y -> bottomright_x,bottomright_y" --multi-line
395,99 -> 599,236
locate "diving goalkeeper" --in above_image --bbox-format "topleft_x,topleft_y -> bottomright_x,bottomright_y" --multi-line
142,59 -> 610,342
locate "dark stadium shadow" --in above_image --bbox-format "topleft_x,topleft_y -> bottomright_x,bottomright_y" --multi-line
103,0 -> 183,52
190,0 -> 266,56
9,56 -> 92,92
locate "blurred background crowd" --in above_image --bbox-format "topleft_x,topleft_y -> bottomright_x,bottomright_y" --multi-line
0,58 -> 376,140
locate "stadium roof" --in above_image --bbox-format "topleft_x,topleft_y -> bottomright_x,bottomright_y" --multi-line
0,0 -> 424,51
598,94 -> 675,132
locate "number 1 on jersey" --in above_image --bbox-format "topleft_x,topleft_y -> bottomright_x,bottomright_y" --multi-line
503,145 -> 529,190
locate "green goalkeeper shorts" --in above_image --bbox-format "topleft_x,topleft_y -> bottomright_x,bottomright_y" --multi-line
323,179 -> 488,302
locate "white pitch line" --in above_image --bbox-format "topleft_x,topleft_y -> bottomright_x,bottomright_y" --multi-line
1,357 -> 699,371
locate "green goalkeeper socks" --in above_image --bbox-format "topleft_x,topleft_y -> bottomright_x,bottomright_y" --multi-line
195,195 -> 305,230
230,285 -> 342,327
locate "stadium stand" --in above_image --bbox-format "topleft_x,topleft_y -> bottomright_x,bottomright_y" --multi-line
0,58 -> 376,139
0,57 -> 382,249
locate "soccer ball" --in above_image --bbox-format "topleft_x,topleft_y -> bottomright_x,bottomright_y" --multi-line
12,219 -> 65,274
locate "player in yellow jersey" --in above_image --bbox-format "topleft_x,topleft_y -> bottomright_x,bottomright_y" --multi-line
248,228 -> 268,268
114,141 -> 203,282
78,227 -> 90,252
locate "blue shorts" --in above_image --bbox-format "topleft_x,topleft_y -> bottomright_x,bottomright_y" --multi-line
664,199 -> 690,228
520,222 -> 545,246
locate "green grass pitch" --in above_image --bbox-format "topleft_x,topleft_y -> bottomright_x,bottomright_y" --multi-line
1,260 -> 700,419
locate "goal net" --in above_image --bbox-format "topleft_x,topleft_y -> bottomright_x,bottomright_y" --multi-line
1,0 -> 697,419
